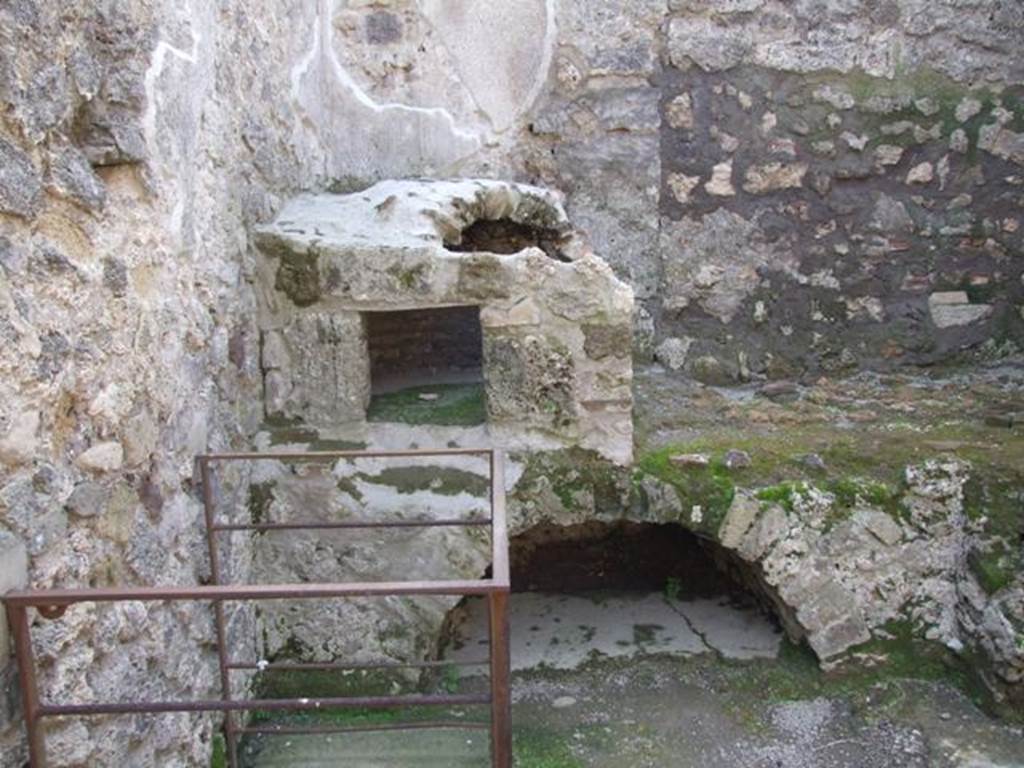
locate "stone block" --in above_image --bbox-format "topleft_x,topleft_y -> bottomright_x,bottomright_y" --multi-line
0,411 -> 40,468
272,312 -> 370,426
654,336 -> 692,371
0,531 -> 28,663
0,138 -> 43,219
719,493 -> 760,549
483,333 -> 576,430
256,180 -> 634,462
582,323 -> 632,360
928,292 -> 993,329
75,441 -> 125,473
807,614 -> 872,661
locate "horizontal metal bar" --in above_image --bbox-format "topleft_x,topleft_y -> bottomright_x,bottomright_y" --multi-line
2,579 -> 508,609
39,693 -> 490,718
198,448 -> 493,461
228,658 -> 488,672
239,721 -> 491,736
212,518 -> 492,533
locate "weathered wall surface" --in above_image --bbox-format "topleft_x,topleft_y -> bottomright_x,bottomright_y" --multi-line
0,1 -> 323,765
2,0 -> 1023,765
278,0 -> 1024,381
515,0 -> 1024,381
254,180 -> 634,463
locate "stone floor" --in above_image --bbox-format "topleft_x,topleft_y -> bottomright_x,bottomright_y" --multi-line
445,591 -> 782,670
242,591 -> 1024,768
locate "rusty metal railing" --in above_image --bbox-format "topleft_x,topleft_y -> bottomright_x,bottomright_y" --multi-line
3,448 -> 512,768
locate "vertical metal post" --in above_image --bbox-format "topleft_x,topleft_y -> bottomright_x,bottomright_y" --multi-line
6,603 -> 46,767
488,450 -> 495,522
488,450 -> 512,768
487,591 -> 512,768
200,458 -> 238,768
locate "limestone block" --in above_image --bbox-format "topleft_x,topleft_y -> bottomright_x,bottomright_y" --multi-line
65,482 -> 111,518
704,161 -> 735,196
639,475 -> 683,520
874,144 -> 904,166
0,532 -> 28,662
0,138 -> 43,219
856,509 -> 903,546
261,330 -> 291,370
667,172 -> 701,205
0,411 -> 40,467
263,370 -> 293,417
869,193 -> 915,234
575,358 -> 632,404
272,312 -> 370,426
905,161 -> 934,185
480,298 -> 542,328
582,324 -> 632,360
45,146 -> 105,211
121,410 -> 158,467
654,337 -> 693,371
667,17 -> 752,72
807,613 -> 872,661
665,93 -> 694,130
75,442 -> 124,473
979,123 -> 1024,167
719,493 -> 761,549
558,0 -> 666,77
742,162 -> 807,193
739,504 -> 790,562
928,292 -> 993,329
483,333 -> 576,430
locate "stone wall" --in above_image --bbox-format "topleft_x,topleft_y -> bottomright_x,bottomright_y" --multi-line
254,180 -> 635,463
268,0 -> 1024,381
1,1 -> 1023,765
512,0 -> 1024,382
0,1 -> 325,765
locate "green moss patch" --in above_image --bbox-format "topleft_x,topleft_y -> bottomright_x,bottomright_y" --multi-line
964,475 -> 1024,595
253,666 -> 409,702
247,482 -> 276,524
262,422 -> 365,451
246,701 -> 488,731
514,727 -> 584,768
754,481 -> 804,512
513,448 -> 630,514
969,544 -> 1017,595
209,734 -> 227,768
358,466 -> 490,498
725,628 -> 1016,723
367,383 -> 486,426
752,477 -> 905,527
635,447 -> 736,537
266,425 -> 318,445
273,247 -> 321,307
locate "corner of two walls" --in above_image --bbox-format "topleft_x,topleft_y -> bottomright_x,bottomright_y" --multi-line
0,1 -> 328,764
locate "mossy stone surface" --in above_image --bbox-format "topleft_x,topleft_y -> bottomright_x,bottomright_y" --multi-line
367,383 -> 486,426
273,248 -> 321,307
